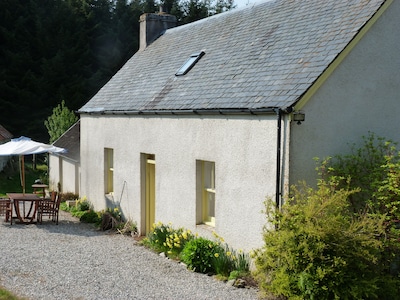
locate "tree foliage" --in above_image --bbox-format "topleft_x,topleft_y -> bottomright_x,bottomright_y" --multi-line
254,180 -> 399,299
44,100 -> 78,143
0,0 -> 235,142
318,132 -> 400,221
254,133 -> 400,299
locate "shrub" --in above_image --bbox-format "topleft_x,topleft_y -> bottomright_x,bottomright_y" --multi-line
79,210 -> 100,223
98,207 -> 122,230
180,237 -> 222,274
143,222 -> 251,279
61,192 -> 79,201
212,232 -> 250,278
319,132 -> 400,280
144,222 -> 194,258
254,180 -> 389,299
318,132 -> 400,220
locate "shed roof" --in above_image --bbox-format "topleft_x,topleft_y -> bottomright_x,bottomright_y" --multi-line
0,125 -> 13,143
79,0 -> 387,114
53,121 -> 80,162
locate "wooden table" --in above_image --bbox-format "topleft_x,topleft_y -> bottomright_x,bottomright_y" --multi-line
7,193 -> 41,224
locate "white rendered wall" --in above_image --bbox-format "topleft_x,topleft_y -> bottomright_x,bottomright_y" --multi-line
290,0 -> 400,186
48,155 -> 60,191
80,114 -> 280,251
49,155 -> 80,195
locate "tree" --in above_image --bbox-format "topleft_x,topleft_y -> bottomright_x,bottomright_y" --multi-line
44,100 -> 78,143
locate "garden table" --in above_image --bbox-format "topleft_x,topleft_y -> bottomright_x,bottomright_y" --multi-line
7,193 -> 41,224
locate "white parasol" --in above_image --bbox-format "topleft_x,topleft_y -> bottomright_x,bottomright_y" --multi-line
0,136 -> 66,193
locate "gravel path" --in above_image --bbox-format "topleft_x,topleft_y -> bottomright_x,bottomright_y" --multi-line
0,211 -> 259,300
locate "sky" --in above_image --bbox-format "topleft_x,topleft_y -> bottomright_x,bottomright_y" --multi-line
234,0 -> 264,9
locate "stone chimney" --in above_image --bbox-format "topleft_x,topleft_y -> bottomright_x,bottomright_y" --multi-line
139,9 -> 177,51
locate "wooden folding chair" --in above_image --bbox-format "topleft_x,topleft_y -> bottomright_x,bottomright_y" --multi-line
0,198 -> 13,225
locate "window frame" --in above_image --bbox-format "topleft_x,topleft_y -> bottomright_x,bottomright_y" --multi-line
175,51 -> 205,76
104,148 -> 114,195
201,160 -> 215,227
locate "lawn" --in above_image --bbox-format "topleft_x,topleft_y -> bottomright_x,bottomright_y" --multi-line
0,288 -> 22,300
0,156 -> 48,197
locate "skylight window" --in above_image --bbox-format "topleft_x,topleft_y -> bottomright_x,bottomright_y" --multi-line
175,51 -> 205,76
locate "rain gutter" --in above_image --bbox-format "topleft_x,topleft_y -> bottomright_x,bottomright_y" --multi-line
78,108 -> 279,115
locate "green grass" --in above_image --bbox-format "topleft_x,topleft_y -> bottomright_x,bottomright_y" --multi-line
0,158 -> 48,197
0,287 -> 24,300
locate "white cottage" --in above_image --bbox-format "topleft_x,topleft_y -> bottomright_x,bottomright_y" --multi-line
78,0 -> 400,251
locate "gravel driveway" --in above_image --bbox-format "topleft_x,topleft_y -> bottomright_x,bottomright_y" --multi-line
0,211 -> 258,300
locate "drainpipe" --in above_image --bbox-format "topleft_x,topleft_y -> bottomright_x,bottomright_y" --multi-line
274,108 -> 282,209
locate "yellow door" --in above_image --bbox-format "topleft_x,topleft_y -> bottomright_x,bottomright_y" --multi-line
145,158 -> 155,234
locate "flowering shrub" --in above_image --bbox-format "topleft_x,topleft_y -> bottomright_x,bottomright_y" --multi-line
144,222 -> 251,280
143,222 -> 194,258
253,180 -> 398,299
212,232 -> 250,278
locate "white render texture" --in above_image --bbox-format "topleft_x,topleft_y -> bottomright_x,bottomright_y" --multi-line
290,0 -> 400,186
49,155 -> 80,195
80,114 -> 279,251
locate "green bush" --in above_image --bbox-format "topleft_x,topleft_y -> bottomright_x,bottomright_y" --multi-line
212,232 -> 250,277
254,180 -> 390,299
143,222 -> 251,279
180,237 -> 222,274
79,210 -> 100,223
143,222 -> 194,258
319,132 -> 400,280
319,132 -> 400,220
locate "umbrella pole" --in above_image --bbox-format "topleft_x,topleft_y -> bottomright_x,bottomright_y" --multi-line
21,155 -> 25,194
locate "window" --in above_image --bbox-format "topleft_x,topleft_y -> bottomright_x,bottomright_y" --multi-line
197,160 -> 215,226
105,148 -> 114,195
175,51 -> 205,76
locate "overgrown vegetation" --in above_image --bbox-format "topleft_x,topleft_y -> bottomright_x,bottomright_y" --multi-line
142,222 -> 252,284
60,197 -> 138,236
254,133 -> 400,299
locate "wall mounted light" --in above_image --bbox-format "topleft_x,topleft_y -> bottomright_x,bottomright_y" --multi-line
293,111 -> 305,125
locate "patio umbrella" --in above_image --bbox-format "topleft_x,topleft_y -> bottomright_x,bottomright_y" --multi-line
0,136 -> 66,193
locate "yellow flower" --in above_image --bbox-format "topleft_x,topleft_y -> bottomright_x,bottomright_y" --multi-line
114,207 -> 119,212
174,243 -> 180,248
226,251 -> 232,257
214,253 -> 219,258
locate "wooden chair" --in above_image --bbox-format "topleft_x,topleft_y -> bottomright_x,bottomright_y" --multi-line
37,192 -> 61,224
0,198 -> 13,225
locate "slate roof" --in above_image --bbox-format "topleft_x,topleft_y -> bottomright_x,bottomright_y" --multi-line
79,0 -> 386,114
0,125 -> 13,143
53,120 -> 80,162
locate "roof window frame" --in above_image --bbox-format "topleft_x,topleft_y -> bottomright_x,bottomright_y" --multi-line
175,51 -> 205,76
